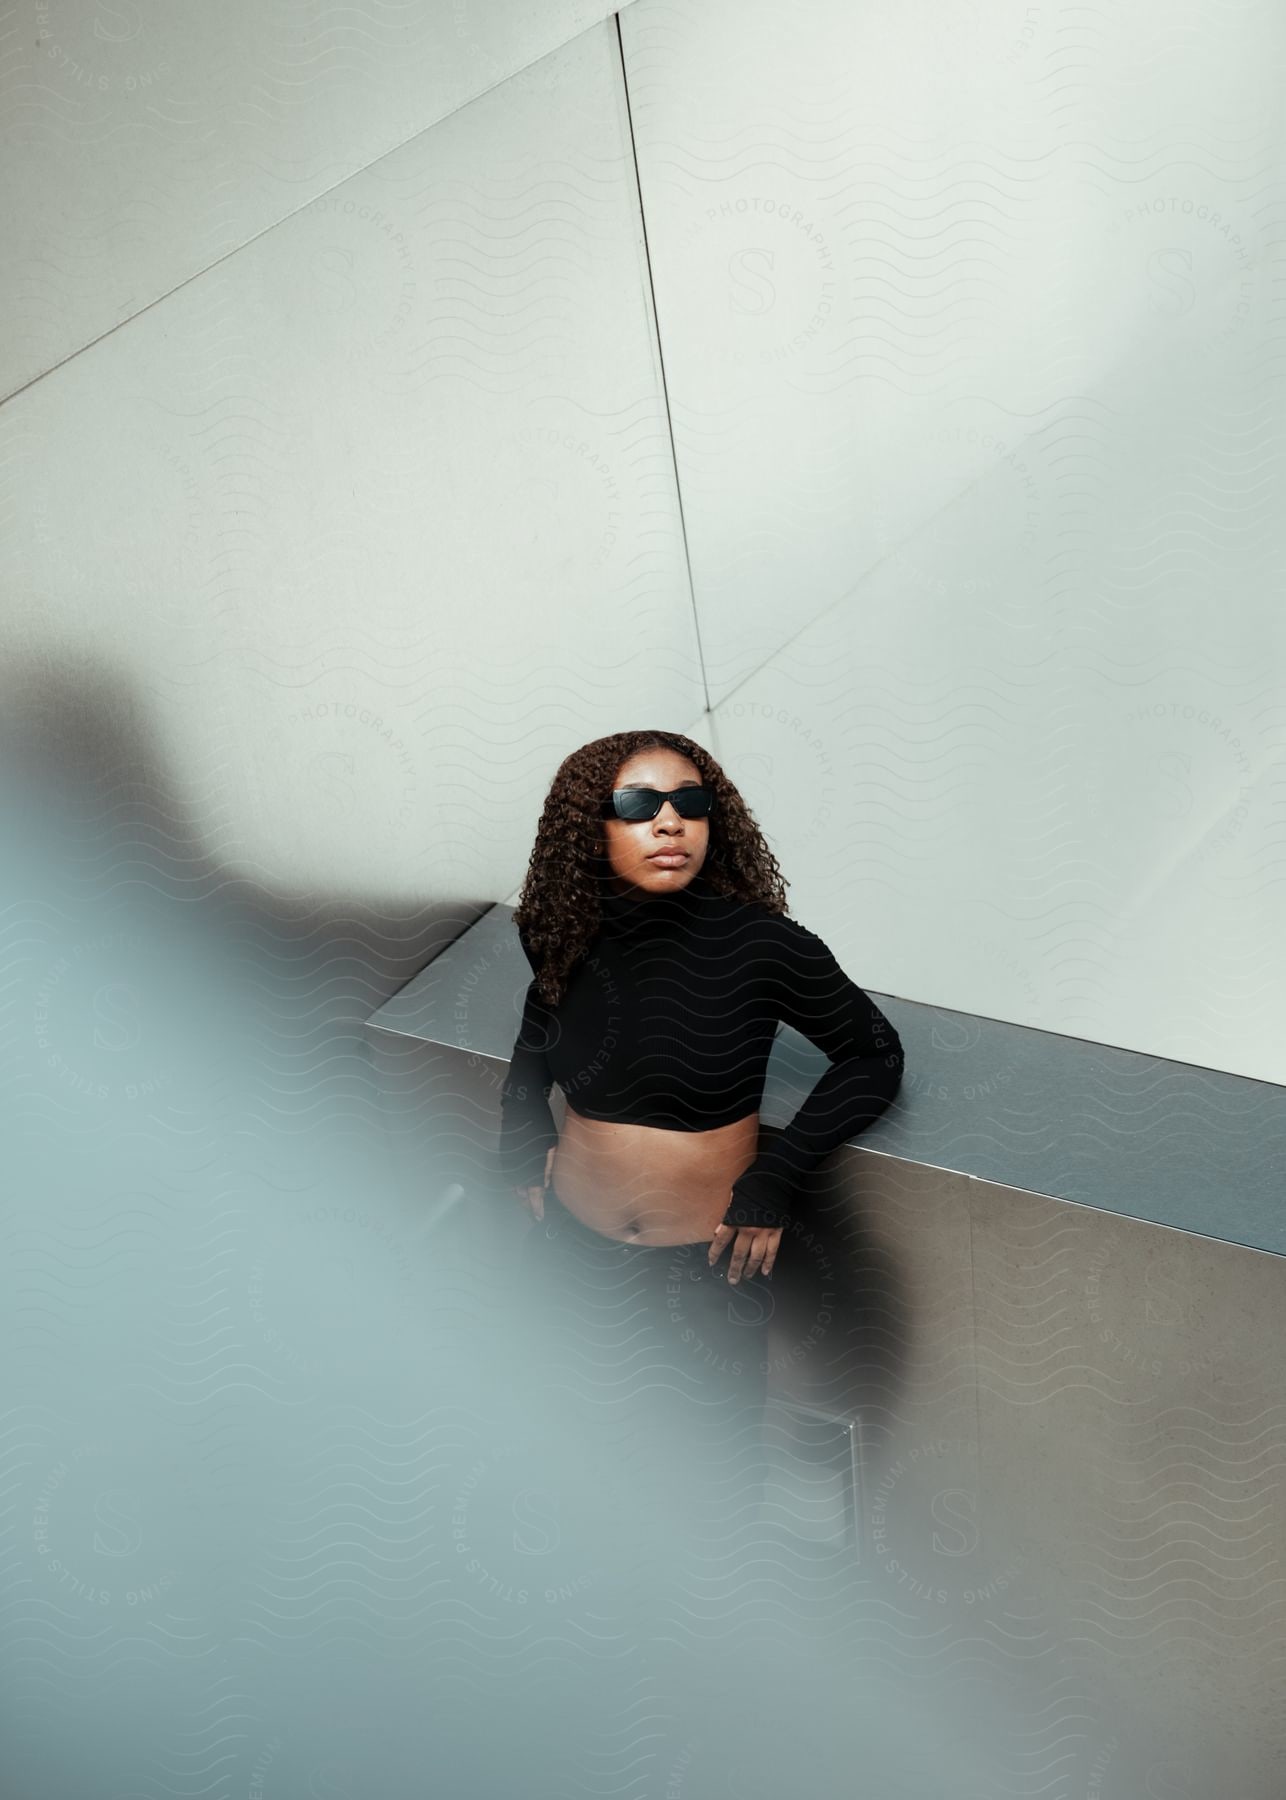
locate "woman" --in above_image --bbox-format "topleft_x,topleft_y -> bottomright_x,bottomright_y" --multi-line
496,729 -> 904,1586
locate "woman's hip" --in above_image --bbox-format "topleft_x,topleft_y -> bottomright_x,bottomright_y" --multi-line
520,1185 -> 770,1410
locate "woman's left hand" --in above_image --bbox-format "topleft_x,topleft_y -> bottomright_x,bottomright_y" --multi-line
707,1222 -> 781,1284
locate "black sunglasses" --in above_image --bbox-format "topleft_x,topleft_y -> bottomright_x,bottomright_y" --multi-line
604,786 -> 714,823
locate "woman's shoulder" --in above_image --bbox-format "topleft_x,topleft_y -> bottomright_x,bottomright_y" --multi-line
706,890 -> 801,948
516,920 -> 555,977
725,897 -> 834,970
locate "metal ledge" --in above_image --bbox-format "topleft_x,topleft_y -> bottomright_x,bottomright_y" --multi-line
366,902 -> 1286,1260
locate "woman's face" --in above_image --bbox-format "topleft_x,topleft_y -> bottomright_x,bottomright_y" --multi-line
602,748 -> 709,897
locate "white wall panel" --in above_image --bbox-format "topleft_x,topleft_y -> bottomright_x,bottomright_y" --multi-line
0,22 -> 700,906
623,0 -> 1286,1083
0,0 -> 633,401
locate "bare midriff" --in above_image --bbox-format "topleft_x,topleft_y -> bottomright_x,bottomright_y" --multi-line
548,1102 -> 762,1245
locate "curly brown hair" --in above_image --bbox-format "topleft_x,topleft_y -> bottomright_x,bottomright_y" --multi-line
513,730 -> 790,1006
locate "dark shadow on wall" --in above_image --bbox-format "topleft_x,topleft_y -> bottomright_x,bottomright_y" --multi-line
1,648 -> 481,1173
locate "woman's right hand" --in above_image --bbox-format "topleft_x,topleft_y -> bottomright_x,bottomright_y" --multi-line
514,1145 -> 556,1221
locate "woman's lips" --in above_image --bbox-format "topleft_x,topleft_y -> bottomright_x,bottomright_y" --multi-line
648,851 -> 688,865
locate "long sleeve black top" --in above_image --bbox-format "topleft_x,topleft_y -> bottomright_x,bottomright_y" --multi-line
497,868 -> 904,1232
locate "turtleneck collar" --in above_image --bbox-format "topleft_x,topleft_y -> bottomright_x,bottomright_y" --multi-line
596,865 -> 713,934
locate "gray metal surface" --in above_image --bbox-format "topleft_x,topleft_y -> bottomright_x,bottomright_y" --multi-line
367,901 -> 1286,1259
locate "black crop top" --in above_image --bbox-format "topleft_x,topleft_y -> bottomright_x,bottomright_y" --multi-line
497,869 -> 904,1232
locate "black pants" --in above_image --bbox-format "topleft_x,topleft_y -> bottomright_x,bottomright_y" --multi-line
506,1184 -> 772,1589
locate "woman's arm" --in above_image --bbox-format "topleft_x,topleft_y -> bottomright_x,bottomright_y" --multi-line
721,914 -> 904,1232
497,971 -> 560,1190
